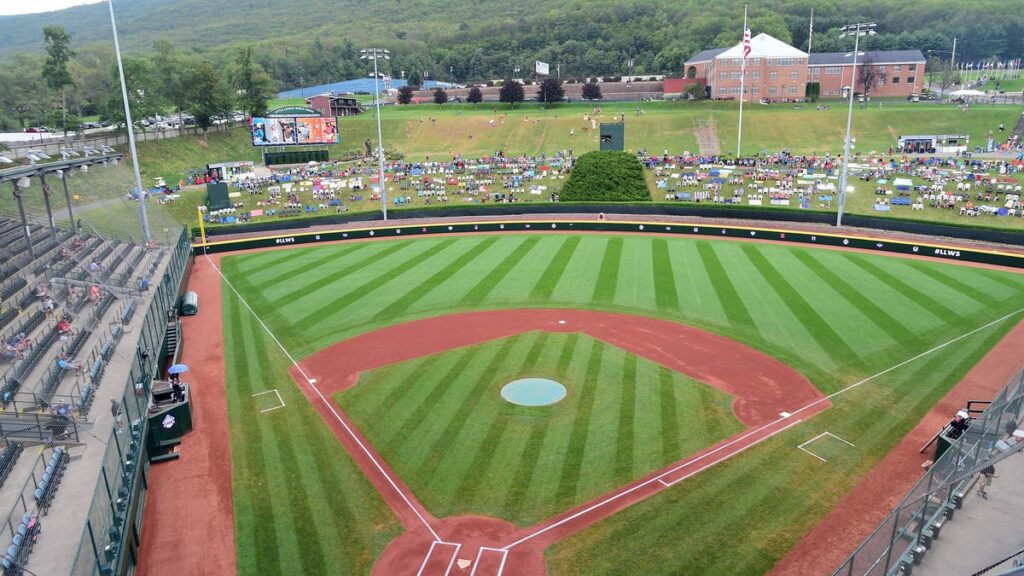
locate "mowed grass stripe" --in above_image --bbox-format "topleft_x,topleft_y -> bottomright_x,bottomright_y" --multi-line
224,293 -> 282,574
230,248 -> 301,274
254,243 -> 371,290
530,236 -> 582,300
374,237 -> 500,319
243,321 -> 330,575
651,238 -> 680,311
846,255 -> 966,322
367,356 -> 441,424
381,346 -> 474,451
658,367 -> 681,463
904,260 -> 1008,304
555,341 -> 605,505
503,333 -> 580,515
461,236 -> 542,304
420,336 -> 524,482
976,268 -> 1024,291
300,238 -> 459,328
695,241 -> 757,330
593,237 -> 624,303
742,245 -> 866,369
614,353 -> 637,475
268,240 -> 410,307
793,250 -> 921,345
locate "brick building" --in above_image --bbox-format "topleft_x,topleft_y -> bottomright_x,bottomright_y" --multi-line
305,93 -> 364,116
685,34 -> 925,100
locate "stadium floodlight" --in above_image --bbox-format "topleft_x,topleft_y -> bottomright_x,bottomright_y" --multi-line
28,150 -> 51,160
83,146 -> 98,157
361,48 -> 391,221
26,153 -> 43,164
99,145 -> 115,153
0,155 -> 13,164
835,22 -> 876,227
61,147 -> 80,157
108,0 -> 151,242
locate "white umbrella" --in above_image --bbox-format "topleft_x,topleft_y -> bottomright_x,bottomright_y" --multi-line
949,89 -> 986,97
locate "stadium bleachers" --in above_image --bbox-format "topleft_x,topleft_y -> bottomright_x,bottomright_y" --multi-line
1,513 -> 40,576
0,445 -> 23,490
33,447 -> 68,514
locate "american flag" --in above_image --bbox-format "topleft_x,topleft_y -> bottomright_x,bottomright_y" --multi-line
743,28 -> 752,59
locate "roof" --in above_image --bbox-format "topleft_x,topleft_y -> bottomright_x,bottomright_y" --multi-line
685,48 -> 727,65
717,33 -> 807,60
809,50 -> 926,66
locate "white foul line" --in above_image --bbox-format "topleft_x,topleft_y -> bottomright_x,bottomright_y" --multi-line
204,255 -> 442,542
504,305 -> 1024,550
251,388 -> 285,413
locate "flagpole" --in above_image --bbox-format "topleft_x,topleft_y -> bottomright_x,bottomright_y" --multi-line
808,7 -> 814,54
737,4 -> 748,158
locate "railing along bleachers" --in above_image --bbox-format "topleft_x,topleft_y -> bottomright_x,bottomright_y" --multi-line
0,445 -> 22,490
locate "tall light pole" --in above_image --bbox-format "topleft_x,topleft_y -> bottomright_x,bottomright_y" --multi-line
108,0 -> 151,242
513,65 -> 521,80
361,48 -> 391,221
835,22 -> 876,227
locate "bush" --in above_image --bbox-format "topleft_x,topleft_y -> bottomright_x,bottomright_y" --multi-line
590,76 -> 599,83
486,80 -> 495,87
561,151 -> 649,202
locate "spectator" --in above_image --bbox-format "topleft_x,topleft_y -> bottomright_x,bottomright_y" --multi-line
56,351 -> 82,373
52,400 -> 71,417
56,317 -> 73,338
111,399 -> 124,433
977,464 -> 997,499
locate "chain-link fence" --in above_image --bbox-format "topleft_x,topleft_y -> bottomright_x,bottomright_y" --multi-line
835,369 -> 1024,576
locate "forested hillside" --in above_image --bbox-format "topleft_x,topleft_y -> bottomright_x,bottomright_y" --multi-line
0,0 -> 1019,130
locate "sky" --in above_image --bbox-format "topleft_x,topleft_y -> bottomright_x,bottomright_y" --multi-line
0,0 -> 105,17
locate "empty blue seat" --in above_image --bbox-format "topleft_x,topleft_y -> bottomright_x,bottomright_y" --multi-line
33,488 -> 43,501
42,471 -> 50,484
16,525 -> 25,538
3,552 -> 13,569
12,535 -> 21,548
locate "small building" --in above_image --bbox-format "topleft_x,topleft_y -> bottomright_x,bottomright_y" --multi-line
898,134 -> 969,154
305,93 -> 364,117
684,35 -> 925,100
809,50 -> 926,98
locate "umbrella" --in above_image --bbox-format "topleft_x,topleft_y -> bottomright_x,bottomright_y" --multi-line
168,364 -> 190,375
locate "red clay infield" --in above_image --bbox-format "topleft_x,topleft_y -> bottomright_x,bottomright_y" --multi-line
292,309 -> 829,575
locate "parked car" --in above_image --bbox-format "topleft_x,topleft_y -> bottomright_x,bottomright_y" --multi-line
24,126 -> 49,133
81,121 -> 103,129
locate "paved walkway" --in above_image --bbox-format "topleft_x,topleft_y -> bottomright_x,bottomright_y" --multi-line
915,452 -> 1024,576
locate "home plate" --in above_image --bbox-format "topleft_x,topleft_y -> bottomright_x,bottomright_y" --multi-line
457,559 -> 472,570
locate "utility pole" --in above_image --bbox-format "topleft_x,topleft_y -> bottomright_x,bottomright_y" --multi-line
361,48 -> 391,220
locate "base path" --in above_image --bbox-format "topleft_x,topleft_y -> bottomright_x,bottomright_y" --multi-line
769,316 -> 1024,576
293,309 -> 827,575
137,257 -> 237,575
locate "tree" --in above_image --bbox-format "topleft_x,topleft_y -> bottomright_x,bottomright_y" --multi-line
433,87 -> 449,105
683,83 -> 706,100
101,56 -> 164,131
397,85 -> 414,105
42,26 -> 75,138
499,79 -> 525,107
189,61 -> 232,141
536,77 -> 564,103
582,81 -> 602,100
231,46 -> 275,118
857,57 -> 880,97
152,41 -> 195,134
466,86 -> 483,105
407,70 -> 422,89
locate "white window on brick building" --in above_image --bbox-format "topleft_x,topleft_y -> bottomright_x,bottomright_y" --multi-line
788,86 -> 797,95
892,77 -> 900,83
907,76 -> 915,84
790,70 -> 798,80
751,70 -> 761,79
732,71 -> 742,79
825,66 -> 842,75
768,86 -> 777,95
770,71 -> 778,81
893,65 -> 902,72
752,86 -> 760,94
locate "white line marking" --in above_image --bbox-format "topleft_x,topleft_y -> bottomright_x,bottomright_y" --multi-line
504,306 -> 1024,550
797,431 -> 855,462
204,254 -> 443,542
415,541 -> 461,576
251,388 -> 285,413
659,418 -> 805,487
469,547 -> 509,576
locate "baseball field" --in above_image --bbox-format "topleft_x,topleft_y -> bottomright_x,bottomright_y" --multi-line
197,231 -> 1024,575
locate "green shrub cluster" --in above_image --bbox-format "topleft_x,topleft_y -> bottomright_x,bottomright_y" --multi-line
561,151 -> 650,202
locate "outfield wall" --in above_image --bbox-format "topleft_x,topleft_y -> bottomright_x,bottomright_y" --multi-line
193,218 -> 1024,270
197,203 -> 1024,248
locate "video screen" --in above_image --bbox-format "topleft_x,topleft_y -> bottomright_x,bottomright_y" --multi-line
251,117 -> 338,146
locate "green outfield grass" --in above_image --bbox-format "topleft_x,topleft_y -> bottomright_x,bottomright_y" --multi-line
219,233 -> 1024,575
337,331 -> 742,526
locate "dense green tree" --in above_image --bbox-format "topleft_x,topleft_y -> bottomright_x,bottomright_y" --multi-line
466,85 -> 483,105
407,70 -> 422,88
42,26 -> 75,137
582,81 -> 602,100
101,56 -> 164,131
151,41 -> 195,133
189,61 -> 232,139
230,46 -> 275,118
498,79 -> 524,107
432,87 -> 448,105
